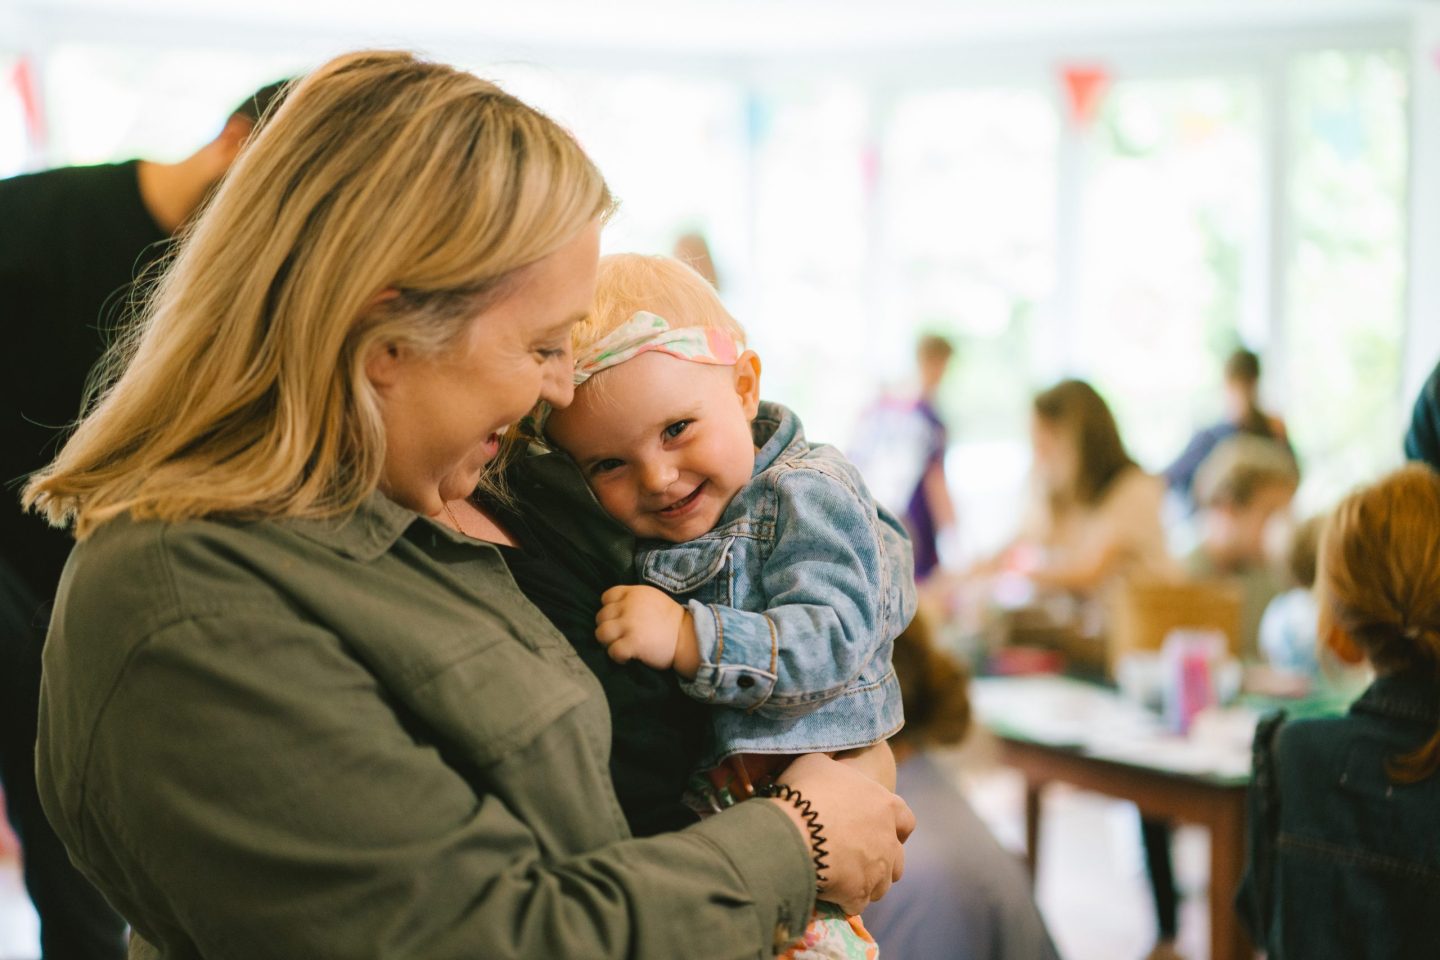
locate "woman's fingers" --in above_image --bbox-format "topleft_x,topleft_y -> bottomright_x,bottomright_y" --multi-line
893,793 -> 916,843
772,753 -> 913,915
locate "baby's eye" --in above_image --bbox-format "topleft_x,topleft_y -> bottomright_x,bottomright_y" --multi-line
664,420 -> 692,440
590,458 -> 624,476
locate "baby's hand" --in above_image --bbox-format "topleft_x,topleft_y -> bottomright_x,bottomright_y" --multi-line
595,585 -> 699,676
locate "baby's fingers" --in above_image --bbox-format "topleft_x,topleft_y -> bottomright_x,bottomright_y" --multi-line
599,585 -> 632,605
603,637 -> 640,664
595,620 -> 628,646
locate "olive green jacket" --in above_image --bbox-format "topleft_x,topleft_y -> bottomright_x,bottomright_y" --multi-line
37,492 -> 814,958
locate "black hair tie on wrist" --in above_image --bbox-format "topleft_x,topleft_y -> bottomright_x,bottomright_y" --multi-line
757,782 -> 830,886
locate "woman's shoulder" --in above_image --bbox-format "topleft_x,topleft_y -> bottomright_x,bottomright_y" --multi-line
1097,465 -> 1165,517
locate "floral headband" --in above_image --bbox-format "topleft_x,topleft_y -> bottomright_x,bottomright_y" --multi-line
573,311 -> 742,386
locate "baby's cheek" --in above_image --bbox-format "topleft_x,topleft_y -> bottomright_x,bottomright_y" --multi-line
592,483 -> 641,530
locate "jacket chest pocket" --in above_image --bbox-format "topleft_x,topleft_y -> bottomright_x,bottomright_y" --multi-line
639,536 -> 735,606
391,634 -> 591,770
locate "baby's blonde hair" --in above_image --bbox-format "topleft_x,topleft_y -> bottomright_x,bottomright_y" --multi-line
574,253 -> 747,358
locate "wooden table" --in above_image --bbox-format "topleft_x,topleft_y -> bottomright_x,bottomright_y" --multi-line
997,735 -> 1251,960
972,676 -> 1256,960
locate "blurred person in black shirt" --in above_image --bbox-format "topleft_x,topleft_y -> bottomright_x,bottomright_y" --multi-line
0,77 -> 288,959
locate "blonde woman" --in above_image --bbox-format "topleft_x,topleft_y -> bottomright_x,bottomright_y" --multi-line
24,52 -> 911,958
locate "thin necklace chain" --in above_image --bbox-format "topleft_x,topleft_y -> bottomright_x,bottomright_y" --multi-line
441,500 -> 468,538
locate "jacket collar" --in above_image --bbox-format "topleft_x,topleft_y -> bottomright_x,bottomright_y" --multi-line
751,401 -> 807,477
282,491 -> 422,562
1352,670 -> 1440,725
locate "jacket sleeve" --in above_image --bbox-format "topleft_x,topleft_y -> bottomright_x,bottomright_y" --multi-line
681,464 -> 916,716
55,614 -> 816,960
1236,710 -> 1287,948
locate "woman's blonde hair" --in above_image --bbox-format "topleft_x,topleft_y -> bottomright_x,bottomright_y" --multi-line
25,51 -> 611,537
1319,463 -> 1440,783
574,253 -> 746,357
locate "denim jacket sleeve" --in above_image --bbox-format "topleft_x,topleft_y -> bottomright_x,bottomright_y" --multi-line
681,461 -> 916,715
1237,709 -> 1287,947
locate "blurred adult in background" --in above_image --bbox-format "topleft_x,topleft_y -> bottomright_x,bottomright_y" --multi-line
849,334 -> 959,581
863,612 -> 1062,960
983,380 -> 1180,960
1003,378 -> 1179,639
1165,348 -> 1293,507
1406,358 -> 1440,469
0,77 -> 288,959
1184,435 -> 1299,658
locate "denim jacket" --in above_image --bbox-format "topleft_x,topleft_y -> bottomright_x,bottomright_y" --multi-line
637,401 -> 915,766
1237,671 -> 1440,959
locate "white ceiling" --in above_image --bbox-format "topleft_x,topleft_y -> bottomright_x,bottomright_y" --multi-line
0,0 -> 1426,58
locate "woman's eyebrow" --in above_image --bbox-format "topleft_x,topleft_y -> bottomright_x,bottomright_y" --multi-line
550,312 -> 589,336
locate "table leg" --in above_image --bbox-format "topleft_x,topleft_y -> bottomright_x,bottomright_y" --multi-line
1208,792 -> 1253,960
1023,781 -> 1043,886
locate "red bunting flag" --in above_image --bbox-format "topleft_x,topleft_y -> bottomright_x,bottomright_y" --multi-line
1061,64 -> 1110,131
11,55 -> 46,151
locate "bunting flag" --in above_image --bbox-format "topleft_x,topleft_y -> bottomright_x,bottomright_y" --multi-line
1061,64 -> 1110,132
11,54 -> 46,151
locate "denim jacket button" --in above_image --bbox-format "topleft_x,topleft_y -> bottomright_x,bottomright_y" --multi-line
736,675 -> 756,689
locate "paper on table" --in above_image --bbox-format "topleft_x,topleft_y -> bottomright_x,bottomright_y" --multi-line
972,676 -> 1259,781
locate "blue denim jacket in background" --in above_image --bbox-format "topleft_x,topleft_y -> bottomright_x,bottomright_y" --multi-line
637,401 -> 915,766
1237,671 -> 1440,959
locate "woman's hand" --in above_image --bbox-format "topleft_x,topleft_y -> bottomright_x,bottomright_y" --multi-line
771,752 -> 914,915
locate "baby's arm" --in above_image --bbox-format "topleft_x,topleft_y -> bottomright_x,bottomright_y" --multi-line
836,741 -> 898,791
680,464 -> 917,717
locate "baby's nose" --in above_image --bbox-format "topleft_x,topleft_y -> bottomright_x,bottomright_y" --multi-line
641,461 -> 677,493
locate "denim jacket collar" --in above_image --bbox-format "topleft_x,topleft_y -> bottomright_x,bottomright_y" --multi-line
1352,671 -> 1440,725
751,401 -> 808,478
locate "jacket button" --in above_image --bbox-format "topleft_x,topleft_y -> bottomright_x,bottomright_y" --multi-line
737,675 -> 756,689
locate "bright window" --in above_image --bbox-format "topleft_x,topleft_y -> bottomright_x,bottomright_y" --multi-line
1283,49 -> 1409,511
1074,75 -> 1265,471
882,86 -> 1058,442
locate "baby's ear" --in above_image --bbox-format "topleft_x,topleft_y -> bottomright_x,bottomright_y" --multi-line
732,350 -> 762,419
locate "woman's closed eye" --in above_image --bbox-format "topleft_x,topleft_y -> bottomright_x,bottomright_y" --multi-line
663,419 -> 692,440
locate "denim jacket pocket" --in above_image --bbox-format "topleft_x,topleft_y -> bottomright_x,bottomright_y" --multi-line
639,536 -> 733,602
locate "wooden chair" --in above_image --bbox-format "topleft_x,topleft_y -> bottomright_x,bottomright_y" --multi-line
1106,579 -> 1243,678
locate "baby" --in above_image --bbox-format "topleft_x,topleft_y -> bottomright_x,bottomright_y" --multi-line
544,253 -> 916,958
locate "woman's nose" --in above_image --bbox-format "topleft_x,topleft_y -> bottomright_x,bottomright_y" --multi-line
540,352 -> 576,410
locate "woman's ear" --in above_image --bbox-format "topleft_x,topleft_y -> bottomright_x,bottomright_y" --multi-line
364,340 -> 405,392
1323,621 -> 1367,665
733,350 -> 762,419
